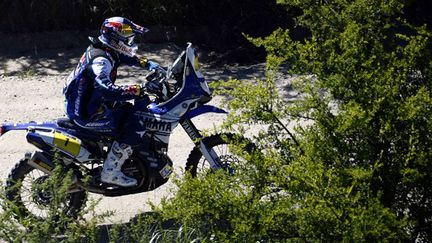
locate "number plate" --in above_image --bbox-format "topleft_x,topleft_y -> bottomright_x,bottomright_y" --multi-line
53,131 -> 81,157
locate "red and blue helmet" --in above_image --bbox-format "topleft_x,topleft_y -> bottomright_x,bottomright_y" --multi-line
99,17 -> 149,57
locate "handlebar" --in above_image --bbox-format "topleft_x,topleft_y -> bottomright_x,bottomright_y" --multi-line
141,67 -> 170,101
146,66 -> 168,81
156,66 -> 167,76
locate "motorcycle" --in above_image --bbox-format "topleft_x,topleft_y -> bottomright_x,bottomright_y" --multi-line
0,43 -> 253,220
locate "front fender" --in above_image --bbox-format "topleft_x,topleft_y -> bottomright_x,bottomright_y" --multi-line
183,105 -> 228,120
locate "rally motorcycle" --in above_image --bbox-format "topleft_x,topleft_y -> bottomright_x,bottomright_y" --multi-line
0,43 -> 253,220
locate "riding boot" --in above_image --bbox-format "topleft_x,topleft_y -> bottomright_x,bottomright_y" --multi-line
101,141 -> 137,187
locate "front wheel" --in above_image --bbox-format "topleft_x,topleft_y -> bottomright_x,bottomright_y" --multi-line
5,154 -> 87,222
185,133 -> 255,177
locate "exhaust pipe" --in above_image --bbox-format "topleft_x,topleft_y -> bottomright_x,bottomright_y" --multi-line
27,151 -> 109,194
27,151 -> 55,175
27,151 -> 88,193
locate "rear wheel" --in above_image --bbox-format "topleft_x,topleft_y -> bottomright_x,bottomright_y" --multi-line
185,133 -> 255,177
5,154 -> 87,221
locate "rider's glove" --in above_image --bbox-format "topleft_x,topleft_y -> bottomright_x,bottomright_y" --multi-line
146,61 -> 160,71
123,84 -> 143,97
139,57 -> 148,68
139,58 -> 160,71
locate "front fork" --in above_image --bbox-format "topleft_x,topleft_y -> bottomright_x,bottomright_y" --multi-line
181,119 -> 221,169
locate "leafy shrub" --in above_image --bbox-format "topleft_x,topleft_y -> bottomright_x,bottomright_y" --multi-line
0,162 -> 107,242
153,0 -> 432,241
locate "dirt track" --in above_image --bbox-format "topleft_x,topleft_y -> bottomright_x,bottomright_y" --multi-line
0,43 -> 270,222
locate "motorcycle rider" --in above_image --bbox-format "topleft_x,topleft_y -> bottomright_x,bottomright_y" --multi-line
63,17 -> 162,187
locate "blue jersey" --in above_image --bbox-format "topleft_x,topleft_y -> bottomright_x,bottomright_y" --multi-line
63,43 -> 141,121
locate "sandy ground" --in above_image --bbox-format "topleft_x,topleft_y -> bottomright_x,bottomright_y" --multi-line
0,43 -> 280,223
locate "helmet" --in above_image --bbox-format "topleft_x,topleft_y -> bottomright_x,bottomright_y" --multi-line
99,17 -> 148,57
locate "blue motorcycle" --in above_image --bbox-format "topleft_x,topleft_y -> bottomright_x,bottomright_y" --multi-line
0,43 -> 253,220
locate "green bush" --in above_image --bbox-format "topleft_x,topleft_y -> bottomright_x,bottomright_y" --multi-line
0,163 -> 107,242
0,172 -> 202,242
153,0 -> 431,241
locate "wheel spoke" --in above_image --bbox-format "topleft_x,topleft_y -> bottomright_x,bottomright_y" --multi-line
6,158 -> 85,222
195,141 -> 247,176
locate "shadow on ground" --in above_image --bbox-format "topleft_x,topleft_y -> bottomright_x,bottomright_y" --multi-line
94,211 -> 232,242
0,43 -> 183,77
96,212 -> 182,242
0,40 -> 266,82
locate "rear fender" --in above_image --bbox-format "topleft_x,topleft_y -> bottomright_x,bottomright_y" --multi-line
0,121 -> 58,137
1,121 -> 92,162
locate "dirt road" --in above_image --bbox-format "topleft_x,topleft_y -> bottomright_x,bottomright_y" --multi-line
0,43 -> 268,222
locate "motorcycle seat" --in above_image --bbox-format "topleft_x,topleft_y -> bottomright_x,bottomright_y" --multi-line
57,118 -> 77,130
56,118 -> 116,140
